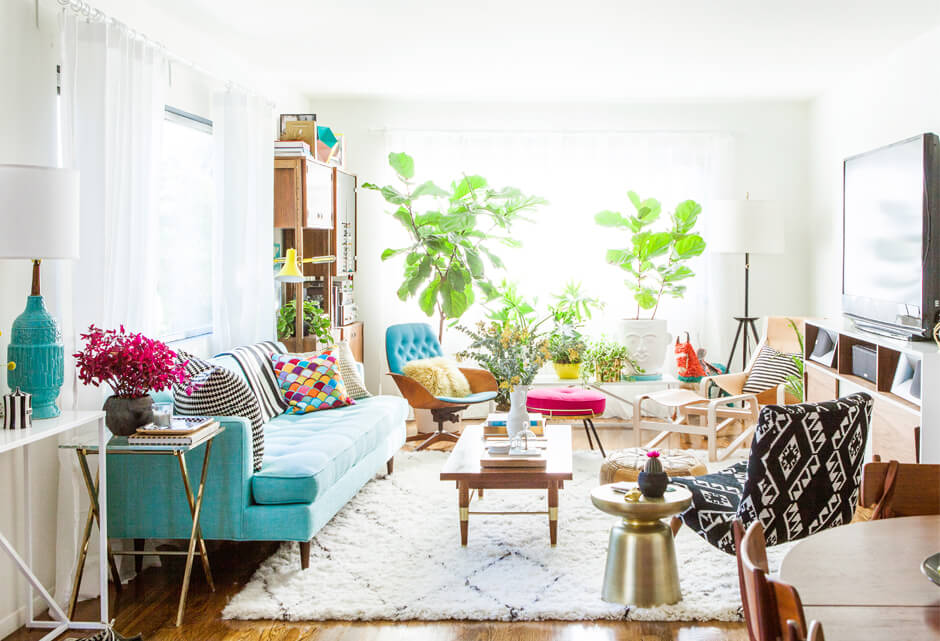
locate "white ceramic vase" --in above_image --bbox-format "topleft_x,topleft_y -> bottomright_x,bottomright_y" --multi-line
617,319 -> 672,377
506,385 -> 530,439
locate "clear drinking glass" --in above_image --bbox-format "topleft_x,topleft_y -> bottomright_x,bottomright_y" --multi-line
152,401 -> 174,427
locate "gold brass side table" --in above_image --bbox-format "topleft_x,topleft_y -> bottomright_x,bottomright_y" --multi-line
590,483 -> 692,607
60,425 -> 223,627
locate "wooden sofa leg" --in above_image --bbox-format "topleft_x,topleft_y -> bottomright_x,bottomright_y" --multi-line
386,457 -> 394,475
134,538 -> 144,573
300,541 -> 311,570
670,516 -> 682,537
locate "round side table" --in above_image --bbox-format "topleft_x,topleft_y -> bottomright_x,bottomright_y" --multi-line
590,483 -> 692,607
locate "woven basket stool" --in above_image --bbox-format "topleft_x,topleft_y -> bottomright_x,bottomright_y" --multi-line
599,447 -> 707,485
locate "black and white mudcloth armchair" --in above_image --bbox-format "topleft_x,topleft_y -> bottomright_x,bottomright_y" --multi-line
671,393 -> 874,554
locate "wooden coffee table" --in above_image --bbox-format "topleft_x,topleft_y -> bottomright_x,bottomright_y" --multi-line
440,424 -> 573,545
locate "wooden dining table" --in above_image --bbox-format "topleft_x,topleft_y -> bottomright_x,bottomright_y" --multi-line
779,514 -> 940,641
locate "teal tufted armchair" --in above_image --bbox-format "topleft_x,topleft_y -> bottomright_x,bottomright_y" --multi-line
385,323 -> 497,449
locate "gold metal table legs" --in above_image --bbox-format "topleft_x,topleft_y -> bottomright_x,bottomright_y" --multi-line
601,517 -> 682,607
68,440 -> 216,627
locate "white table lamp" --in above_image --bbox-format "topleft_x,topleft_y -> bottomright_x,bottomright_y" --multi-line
0,164 -> 80,418
710,198 -> 783,370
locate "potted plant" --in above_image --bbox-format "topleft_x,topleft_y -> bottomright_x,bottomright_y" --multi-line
277,299 -> 333,344
457,321 -> 549,412
584,337 -> 643,383
364,152 -> 546,343
595,192 -> 706,376
73,325 -> 195,436
548,332 -> 586,379
546,281 -> 603,379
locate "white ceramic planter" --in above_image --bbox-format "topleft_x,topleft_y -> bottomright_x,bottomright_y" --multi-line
617,319 -> 672,377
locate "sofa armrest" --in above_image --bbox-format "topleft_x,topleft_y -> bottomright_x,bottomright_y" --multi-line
106,415 -> 254,541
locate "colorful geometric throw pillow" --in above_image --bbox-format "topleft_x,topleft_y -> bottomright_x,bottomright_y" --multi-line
270,350 -> 355,414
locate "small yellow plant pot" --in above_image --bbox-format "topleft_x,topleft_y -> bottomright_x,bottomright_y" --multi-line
553,362 -> 582,380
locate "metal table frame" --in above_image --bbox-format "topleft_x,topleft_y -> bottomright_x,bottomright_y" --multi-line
63,427 -> 221,627
0,411 -> 109,641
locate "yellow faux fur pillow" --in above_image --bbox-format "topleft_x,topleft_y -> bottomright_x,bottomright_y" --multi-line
402,357 -> 472,398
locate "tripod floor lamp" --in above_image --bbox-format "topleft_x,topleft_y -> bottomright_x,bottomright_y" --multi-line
711,198 -> 783,371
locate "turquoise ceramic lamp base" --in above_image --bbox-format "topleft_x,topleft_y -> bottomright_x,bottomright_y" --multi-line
7,295 -> 65,419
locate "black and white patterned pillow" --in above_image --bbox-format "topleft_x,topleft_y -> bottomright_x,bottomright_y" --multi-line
216,342 -> 288,422
742,345 -> 801,394
174,353 -> 265,471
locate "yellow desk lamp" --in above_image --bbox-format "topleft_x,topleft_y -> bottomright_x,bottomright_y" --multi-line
274,248 -> 335,283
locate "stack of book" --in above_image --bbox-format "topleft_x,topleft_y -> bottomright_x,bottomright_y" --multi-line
483,412 -> 545,437
128,416 -> 219,447
274,140 -> 312,157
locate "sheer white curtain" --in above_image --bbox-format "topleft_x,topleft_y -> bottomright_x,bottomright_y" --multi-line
384,129 -> 732,359
209,88 -> 276,353
55,10 -> 167,602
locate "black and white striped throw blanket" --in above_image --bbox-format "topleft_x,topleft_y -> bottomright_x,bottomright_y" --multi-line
218,341 -> 289,422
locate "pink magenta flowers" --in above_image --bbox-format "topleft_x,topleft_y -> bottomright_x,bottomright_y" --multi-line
74,325 -> 194,398
647,450 -> 661,458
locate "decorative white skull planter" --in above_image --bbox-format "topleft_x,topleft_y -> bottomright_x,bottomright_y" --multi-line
618,319 -> 671,377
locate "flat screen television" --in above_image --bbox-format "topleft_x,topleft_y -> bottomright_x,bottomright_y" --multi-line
842,133 -> 940,340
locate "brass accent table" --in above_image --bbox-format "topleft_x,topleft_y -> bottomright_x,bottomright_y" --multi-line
440,424 -> 573,545
60,425 -> 223,627
590,483 -> 692,607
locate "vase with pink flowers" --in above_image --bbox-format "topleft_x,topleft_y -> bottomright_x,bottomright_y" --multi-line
73,325 -> 194,436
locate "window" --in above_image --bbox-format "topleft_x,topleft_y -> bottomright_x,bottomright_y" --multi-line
155,106 -> 214,341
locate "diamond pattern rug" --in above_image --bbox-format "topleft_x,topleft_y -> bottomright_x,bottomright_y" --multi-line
222,449 -> 791,622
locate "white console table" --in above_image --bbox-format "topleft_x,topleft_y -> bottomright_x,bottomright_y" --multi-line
0,410 -> 108,640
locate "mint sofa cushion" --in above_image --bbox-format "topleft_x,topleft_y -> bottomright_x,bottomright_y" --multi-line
250,395 -> 408,505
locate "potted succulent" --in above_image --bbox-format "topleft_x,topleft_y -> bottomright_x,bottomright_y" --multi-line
584,337 -> 643,383
73,325 -> 195,436
595,192 -> 705,376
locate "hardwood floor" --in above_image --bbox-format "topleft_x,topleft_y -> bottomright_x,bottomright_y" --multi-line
3,422 -> 747,641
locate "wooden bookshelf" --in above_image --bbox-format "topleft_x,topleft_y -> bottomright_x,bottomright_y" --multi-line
274,155 -> 360,357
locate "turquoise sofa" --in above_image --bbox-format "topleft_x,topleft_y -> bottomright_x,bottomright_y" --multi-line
105,352 -> 408,568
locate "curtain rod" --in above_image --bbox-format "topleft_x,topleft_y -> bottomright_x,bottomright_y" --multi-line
372,126 -> 733,136
54,0 -> 275,107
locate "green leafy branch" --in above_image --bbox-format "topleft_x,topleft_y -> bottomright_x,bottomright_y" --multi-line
364,152 -> 546,342
595,191 -> 706,319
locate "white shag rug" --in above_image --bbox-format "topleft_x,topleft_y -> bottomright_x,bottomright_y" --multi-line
223,449 -> 791,622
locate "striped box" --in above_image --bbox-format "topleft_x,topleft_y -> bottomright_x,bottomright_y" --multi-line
3,388 -> 32,429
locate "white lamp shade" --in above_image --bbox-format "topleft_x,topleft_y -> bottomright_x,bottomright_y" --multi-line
0,164 -> 80,259
708,199 -> 784,255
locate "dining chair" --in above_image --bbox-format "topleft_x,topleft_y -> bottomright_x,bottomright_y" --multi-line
385,323 -> 498,450
735,519 -> 815,641
859,459 -> 940,520
787,620 -> 825,641
671,393 -> 873,553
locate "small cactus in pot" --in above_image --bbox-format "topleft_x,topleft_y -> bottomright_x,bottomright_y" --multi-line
637,450 -> 668,498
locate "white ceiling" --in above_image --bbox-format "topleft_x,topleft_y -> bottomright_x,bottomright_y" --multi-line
98,0 -> 940,102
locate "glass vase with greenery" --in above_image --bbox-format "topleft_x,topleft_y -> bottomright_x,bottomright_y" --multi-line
456,322 -> 549,410
276,299 -> 332,344
583,337 -> 644,383
595,191 -> 706,319
364,152 -> 546,343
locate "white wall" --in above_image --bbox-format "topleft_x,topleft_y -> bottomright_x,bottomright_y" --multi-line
0,1 -> 64,635
0,1 -> 309,635
808,23 -> 940,317
308,98 -> 812,394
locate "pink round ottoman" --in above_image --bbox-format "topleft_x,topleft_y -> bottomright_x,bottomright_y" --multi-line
526,387 -> 607,457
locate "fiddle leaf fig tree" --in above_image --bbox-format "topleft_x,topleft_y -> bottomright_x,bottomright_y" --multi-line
595,191 -> 706,319
364,152 -> 546,342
